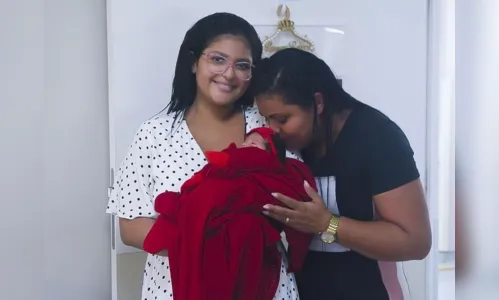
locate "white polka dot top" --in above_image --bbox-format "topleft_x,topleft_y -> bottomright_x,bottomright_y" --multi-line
106,107 -> 300,300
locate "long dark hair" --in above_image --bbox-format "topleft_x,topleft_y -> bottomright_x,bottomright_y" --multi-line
165,13 -> 262,122
253,48 -> 361,156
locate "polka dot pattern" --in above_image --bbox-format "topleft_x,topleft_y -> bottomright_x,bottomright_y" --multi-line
106,107 -> 300,299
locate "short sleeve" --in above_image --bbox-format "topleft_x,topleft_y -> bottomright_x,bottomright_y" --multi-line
106,122 -> 157,219
366,120 -> 420,196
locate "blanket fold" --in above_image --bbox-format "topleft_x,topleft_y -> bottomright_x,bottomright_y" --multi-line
144,145 -> 316,300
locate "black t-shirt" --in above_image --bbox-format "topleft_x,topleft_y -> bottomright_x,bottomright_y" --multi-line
297,103 -> 420,299
309,102 -> 420,220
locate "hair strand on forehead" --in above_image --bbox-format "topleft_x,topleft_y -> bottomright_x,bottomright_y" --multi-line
158,13 -> 263,126
253,48 -> 361,157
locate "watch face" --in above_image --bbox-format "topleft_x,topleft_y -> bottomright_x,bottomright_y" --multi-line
321,232 -> 336,244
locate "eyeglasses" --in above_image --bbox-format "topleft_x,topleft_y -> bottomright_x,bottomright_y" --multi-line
200,52 -> 254,81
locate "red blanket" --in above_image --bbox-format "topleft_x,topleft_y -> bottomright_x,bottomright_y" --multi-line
143,144 -> 316,300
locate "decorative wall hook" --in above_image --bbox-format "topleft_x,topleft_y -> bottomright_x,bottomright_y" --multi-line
262,4 -> 315,54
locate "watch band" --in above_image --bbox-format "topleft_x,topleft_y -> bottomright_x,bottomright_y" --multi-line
326,215 -> 340,236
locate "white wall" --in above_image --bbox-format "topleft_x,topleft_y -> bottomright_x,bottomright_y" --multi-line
456,0 -> 499,277
0,1 -> 44,299
455,0 -> 499,297
0,1 -> 111,299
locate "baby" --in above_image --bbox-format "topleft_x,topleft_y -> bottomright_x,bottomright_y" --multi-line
143,127 -> 316,300
241,127 -> 287,162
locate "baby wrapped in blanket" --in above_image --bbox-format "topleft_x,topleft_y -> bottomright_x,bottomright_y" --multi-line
143,127 -> 316,300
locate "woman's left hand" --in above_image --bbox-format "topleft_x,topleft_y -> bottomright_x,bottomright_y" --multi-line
263,181 -> 333,234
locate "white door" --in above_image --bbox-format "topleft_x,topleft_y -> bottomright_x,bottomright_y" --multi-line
106,1 -> 435,299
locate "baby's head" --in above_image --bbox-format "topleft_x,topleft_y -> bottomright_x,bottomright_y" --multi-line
241,127 -> 287,163
241,132 -> 268,151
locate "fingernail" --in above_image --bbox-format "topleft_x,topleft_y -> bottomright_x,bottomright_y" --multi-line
262,211 -> 269,216
304,180 -> 310,187
263,204 -> 270,209
271,193 -> 278,198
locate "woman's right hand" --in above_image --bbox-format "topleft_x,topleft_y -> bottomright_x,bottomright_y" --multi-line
263,181 -> 332,234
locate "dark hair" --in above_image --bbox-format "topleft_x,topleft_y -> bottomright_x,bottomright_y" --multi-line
253,48 -> 361,154
269,134 -> 287,164
165,13 -> 262,120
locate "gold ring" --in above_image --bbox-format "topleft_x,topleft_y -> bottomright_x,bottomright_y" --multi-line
285,217 -> 290,224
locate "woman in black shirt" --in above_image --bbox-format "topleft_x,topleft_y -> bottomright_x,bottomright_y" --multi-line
253,48 -> 432,299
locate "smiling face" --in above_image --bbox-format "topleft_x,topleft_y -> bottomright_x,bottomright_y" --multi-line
193,35 -> 253,107
256,93 -> 316,152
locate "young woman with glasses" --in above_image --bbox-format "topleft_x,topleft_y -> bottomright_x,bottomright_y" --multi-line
106,13 -> 300,300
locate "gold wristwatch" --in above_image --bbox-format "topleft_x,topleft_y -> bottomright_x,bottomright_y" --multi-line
320,215 -> 340,244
